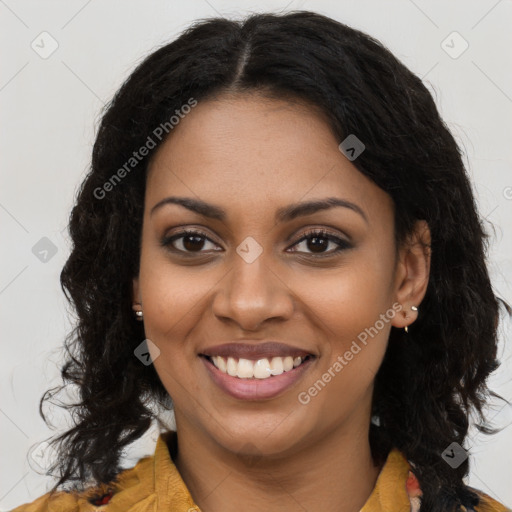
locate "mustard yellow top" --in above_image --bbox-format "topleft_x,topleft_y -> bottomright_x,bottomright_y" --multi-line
12,431 -> 509,512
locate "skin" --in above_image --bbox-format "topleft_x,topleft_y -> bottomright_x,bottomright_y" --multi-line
132,92 -> 431,512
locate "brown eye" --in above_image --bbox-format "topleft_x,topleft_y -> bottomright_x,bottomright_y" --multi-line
161,229 -> 221,254
289,229 -> 352,256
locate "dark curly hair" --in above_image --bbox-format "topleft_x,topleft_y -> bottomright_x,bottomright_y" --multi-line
38,10 -> 510,512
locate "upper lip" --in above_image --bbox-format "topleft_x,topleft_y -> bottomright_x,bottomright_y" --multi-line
199,341 -> 315,361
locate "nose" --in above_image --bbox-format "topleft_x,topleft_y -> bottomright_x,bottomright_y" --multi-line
212,252 -> 295,331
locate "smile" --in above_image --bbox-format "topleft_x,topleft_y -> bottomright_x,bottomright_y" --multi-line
204,355 -> 311,379
200,354 -> 316,400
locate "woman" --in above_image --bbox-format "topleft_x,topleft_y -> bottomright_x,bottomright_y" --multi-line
13,10 -> 511,512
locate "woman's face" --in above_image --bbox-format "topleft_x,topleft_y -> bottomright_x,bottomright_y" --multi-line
133,93 -> 424,458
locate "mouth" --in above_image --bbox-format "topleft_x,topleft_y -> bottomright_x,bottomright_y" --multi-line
199,353 -> 316,401
199,354 -> 314,379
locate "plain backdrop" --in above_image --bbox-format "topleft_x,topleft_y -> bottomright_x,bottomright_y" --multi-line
1,0 -> 511,510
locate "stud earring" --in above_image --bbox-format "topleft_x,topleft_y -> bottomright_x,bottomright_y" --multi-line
404,305 -> 418,333
132,304 -> 144,321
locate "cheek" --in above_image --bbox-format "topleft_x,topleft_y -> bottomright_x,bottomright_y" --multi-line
308,247 -> 395,338
136,245 -> 210,382
296,273 -> 392,430
138,239 -> 208,333
138,261 -> 207,405
312,283 -> 392,386
300,243 -> 395,391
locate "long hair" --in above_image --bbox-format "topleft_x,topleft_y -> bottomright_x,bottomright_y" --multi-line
39,11 -> 509,511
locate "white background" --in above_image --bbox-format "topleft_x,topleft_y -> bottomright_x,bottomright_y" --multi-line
1,0 -> 511,510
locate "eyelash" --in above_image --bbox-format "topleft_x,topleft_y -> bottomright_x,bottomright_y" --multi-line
160,228 -> 352,258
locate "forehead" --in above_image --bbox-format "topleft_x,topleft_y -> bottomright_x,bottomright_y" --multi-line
145,93 -> 393,225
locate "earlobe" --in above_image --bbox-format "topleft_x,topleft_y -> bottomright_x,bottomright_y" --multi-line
391,220 -> 431,330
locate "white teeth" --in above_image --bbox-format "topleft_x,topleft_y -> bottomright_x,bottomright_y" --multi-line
209,355 -> 308,379
253,358 -> 271,379
213,356 -> 226,373
226,357 -> 238,377
283,356 -> 294,372
236,358 -> 254,379
269,357 -> 284,375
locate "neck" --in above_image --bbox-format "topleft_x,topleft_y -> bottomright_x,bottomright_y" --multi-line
173,418 -> 383,512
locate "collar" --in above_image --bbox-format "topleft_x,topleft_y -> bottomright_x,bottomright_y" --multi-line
105,431 -> 413,511
154,431 -> 413,512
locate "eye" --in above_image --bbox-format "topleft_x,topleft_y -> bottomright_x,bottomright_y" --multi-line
161,229 -> 221,254
288,228 -> 352,257
161,227 -> 352,257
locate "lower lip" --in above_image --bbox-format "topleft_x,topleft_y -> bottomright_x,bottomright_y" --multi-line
201,356 -> 315,401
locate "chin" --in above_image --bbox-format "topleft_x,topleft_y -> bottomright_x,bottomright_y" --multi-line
208,419 -> 309,459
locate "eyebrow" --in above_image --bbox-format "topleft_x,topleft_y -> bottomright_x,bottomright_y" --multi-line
150,196 -> 368,224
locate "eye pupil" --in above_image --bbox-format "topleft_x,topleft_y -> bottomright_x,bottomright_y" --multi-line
164,229 -> 346,257
183,235 -> 205,252
307,235 -> 329,253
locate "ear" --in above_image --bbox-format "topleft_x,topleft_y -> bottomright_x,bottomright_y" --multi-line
391,220 -> 431,329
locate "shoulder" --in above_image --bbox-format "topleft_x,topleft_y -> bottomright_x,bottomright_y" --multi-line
10,455 -> 155,512
473,489 -> 511,512
10,484 -> 118,512
400,454 -> 510,512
